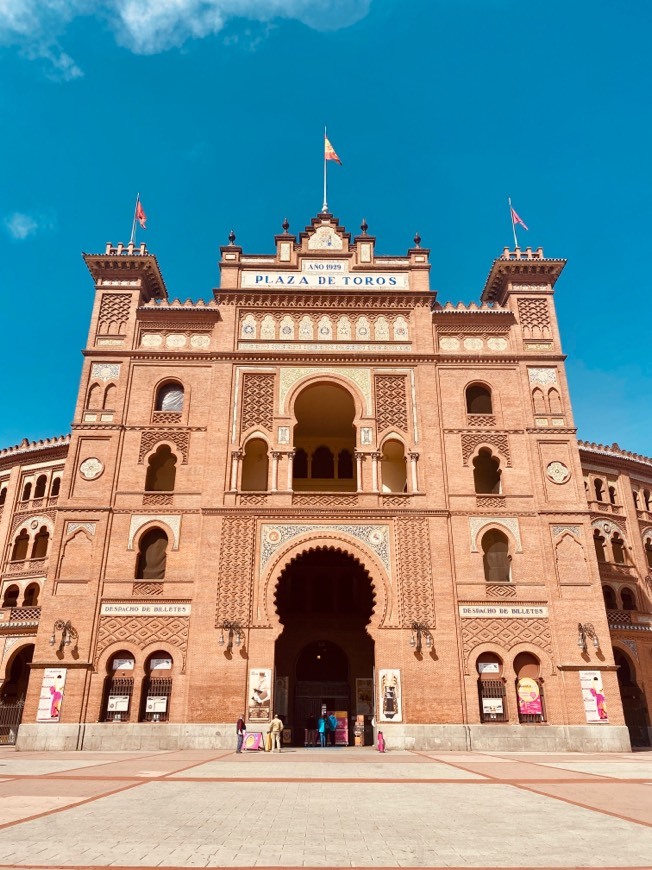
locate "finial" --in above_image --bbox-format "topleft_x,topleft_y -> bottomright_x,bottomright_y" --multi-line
228,229 -> 236,245
282,217 -> 290,233
413,232 -> 421,248
360,218 -> 368,235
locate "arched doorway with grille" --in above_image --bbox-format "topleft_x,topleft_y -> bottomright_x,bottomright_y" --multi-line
273,546 -> 376,745
0,644 -> 34,745
613,647 -> 650,748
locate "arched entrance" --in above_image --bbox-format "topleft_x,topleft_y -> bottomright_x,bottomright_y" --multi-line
274,546 -> 375,745
0,644 -> 34,745
613,648 -> 651,747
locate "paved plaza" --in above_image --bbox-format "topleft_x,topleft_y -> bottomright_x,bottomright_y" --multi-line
0,746 -> 649,869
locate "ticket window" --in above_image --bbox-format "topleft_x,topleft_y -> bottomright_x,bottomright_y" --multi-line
102,653 -> 135,722
141,652 -> 173,722
514,653 -> 545,724
477,653 -> 507,722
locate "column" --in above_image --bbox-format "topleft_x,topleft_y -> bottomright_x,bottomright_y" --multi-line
408,451 -> 420,493
230,450 -> 243,491
286,450 -> 295,491
371,451 -> 381,492
354,450 -> 365,493
271,452 -> 282,492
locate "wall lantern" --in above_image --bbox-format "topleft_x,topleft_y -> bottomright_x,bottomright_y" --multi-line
409,621 -> 433,653
49,619 -> 78,653
577,622 -> 600,653
219,620 -> 243,651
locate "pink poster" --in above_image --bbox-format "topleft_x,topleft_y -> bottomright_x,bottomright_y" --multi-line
517,678 -> 542,716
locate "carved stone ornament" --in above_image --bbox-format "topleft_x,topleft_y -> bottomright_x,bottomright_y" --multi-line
307,226 -> 343,251
546,461 -> 571,484
260,523 -> 390,573
528,367 -> 557,386
469,517 -> 522,552
79,457 -> 104,480
91,363 -> 121,382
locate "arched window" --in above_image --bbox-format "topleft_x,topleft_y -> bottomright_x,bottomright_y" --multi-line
633,490 -> 640,509
87,383 -> 102,409
547,389 -> 562,415
514,652 -> 545,723
645,537 -> 652,570
532,388 -> 546,415
482,529 -> 511,583
381,440 -> 407,493
644,489 -> 651,511
611,533 -> 626,564
602,586 -> 617,609
22,583 -> 39,607
140,651 -> 173,722
608,485 -> 617,505
241,438 -> 269,491
31,526 -> 50,559
476,653 -> 507,722
584,480 -> 589,496
2,585 -> 19,608
136,528 -> 168,580
473,449 -> 501,494
0,487 -> 6,506
145,445 -> 177,492
594,479 -> 604,502
155,382 -> 184,413
466,384 -> 492,415
103,383 -> 116,410
337,449 -> 354,480
621,587 -> 637,611
21,482 -> 31,502
102,652 -> 135,722
11,530 -> 29,562
593,530 -> 606,562
34,475 -> 47,499
50,477 -> 61,497
293,448 -> 308,479
312,446 -> 334,479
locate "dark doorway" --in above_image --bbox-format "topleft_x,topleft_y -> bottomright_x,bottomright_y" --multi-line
0,644 -> 34,745
274,547 -> 375,745
614,648 -> 651,747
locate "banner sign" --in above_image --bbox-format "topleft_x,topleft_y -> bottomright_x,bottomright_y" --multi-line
100,603 -> 191,616
378,669 -> 402,723
580,670 -> 608,722
36,668 -> 67,722
459,605 -> 548,618
248,668 -> 272,723
241,271 -> 408,289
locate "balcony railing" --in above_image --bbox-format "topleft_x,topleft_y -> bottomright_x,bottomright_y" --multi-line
4,558 -> 47,576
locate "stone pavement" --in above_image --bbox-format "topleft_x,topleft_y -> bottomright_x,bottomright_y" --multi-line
0,746 -> 650,869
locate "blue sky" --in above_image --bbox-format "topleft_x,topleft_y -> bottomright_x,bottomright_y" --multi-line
0,0 -> 650,454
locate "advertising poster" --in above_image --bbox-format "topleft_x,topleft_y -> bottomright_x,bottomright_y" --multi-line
482,698 -> 504,716
145,696 -> 168,713
36,668 -> 67,722
356,678 -> 373,715
107,695 -> 130,712
150,658 -> 172,670
378,669 -> 402,723
580,670 -> 608,722
243,732 -> 263,751
517,677 -> 543,716
248,668 -> 272,722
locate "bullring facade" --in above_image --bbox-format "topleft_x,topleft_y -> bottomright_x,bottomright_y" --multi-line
0,213 -> 650,751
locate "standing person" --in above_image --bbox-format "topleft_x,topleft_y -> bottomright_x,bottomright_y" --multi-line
328,712 -> 338,746
235,714 -> 246,753
318,714 -> 327,747
269,712 -> 284,752
306,713 -> 317,747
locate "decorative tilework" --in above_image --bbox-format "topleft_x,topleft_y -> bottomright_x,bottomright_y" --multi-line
260,523 -> 390,574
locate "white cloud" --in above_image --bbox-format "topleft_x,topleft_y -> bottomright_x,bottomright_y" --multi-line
0,0 -> 372,71
4,211 -> 54,240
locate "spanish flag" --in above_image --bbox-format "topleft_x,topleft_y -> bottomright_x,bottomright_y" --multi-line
325,136 -> 342,165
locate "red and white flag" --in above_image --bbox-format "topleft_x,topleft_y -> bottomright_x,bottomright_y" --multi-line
136,199 -> 147,229
324,136 -> 342,165
510,205 -> 528,231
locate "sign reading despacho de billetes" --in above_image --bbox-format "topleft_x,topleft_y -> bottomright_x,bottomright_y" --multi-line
458,605 -> 548,618
100,602 -> 191,616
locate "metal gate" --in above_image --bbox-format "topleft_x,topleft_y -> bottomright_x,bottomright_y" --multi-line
0,700 -> 25,745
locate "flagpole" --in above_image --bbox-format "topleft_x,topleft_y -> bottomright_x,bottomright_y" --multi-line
322,126 -> 328,213
130,193 -> 140,245
508,197 -> 518,248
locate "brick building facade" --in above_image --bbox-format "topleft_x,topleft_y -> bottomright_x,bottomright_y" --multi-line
0,213 -> 649,751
